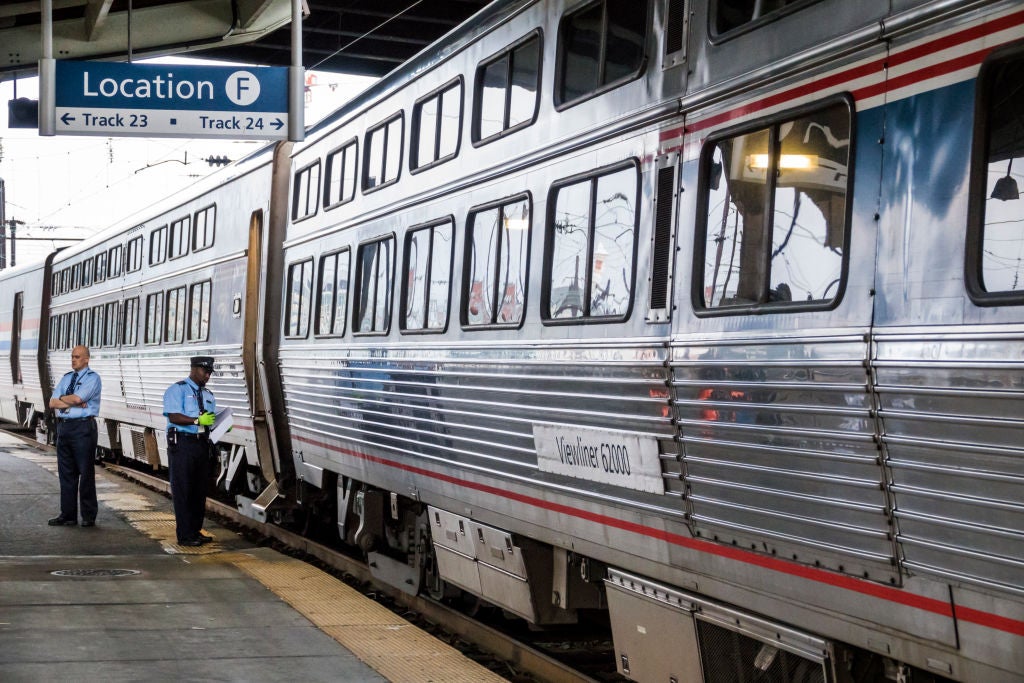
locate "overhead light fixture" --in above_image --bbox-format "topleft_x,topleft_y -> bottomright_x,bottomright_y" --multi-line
991,158 -> 1020,201
746,154 -> 819,170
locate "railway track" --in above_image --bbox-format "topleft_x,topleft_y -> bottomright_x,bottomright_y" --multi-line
2,427 -> 609,683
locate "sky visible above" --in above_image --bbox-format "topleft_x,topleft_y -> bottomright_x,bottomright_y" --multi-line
0,57 -> 374,267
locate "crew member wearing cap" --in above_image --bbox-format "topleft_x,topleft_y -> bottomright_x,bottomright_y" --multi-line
163,356 -> 218,547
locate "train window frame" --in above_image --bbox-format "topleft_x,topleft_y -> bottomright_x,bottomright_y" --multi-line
82,257 -> 93,288
709,0 -> 823,44
125,235 -> 144,273
68,310 -> 81,347
122,297 -> 139,346
401,217 -> 455,334
461,193 -> 532,330
411,77 -> 464,173
103,301 -> 119,347
324,139 -> 359,210
193,205 -> 216,252
472,31 -> 542,146
168,216 -> 191,261
108,244 -> 123,278
541,162 -> 641,325
187,280 -> 212,342
292,160 -> 321,222
362,112 -> 404,194
284,258 -> 314,339
164,286 -> 187,344
149,225 -> 168,266
691,95 -> 854,316
70,263 -> 81,291
144,292 -> 163,345
314,248 -> 351,338
51,272 -> 61,297
91,304 -> 105,348
61,268 -> 70,293
965,41 -> 1024,306
94,251 -> 107,283
353,234 -> 396,336
554,0 -> 649,111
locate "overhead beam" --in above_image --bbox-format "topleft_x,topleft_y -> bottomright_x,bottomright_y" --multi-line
83,0 -> 113,40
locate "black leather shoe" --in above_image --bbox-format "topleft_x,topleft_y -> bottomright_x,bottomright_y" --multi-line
81,520 -> 95,527
178,538 -> 203,547
48,516 -> 77,526
197,534 -> 213,544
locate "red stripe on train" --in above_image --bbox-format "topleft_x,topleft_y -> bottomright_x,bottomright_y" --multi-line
295,434 -> 1024,638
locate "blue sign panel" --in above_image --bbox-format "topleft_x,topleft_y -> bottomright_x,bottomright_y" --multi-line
54,61 -> 289,139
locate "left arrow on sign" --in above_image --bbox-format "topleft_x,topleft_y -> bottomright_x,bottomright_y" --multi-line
60,113 -> 76,125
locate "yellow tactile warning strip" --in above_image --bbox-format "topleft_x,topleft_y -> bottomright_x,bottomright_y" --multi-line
221,549 -> 508,683
11,446 -> 508,682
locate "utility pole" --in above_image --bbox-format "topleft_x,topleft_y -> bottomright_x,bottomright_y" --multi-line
0,178 -> 6,270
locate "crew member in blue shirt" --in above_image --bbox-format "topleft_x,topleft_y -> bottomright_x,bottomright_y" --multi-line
47,345 -> 102,527
163,356 -> 218,547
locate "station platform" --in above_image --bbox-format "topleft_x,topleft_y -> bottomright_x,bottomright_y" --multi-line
0,433 -> 508,683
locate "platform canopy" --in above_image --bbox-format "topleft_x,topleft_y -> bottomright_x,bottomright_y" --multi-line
0,0 -> 491,79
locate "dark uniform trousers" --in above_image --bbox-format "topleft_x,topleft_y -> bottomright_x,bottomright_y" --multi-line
56,418 -> 99,522
167,431 -> 211,543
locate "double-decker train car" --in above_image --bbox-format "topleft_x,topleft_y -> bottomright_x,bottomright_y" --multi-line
2,0 -> 1023,681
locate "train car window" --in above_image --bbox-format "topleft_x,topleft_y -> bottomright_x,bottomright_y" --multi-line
165,286 -> 187,343
108,244 -> 123,278
474,32 -> 541,144
412,79 -> 463,171
68,311 -> 81,347
695,98 -> 852,312
193,205 -> 216,252
556,0 -> 647,108
188,281 -> 212,341
122,297 -> 139,346
324,140 -> 358,209
354,236 -> 395,334
463,195 -> 531,327
149,226 -> 168,266
967,44 -> 1024,304
363,113 -> 404,192
91,304 -> 105,347
125,235 -> 143,273
144,293 -> 163,344
61,268 -> 70,294
284,259 -> 313,338
315,249 -> 351,337
544,163 -> 639,321
402,218 -> 454,332
94,251 -> 107,283
51,272 -> 61,297
292,161 -> 321,222
82,258 -> 93,288
59,313 -> 69,350
71,263 -> 81,291
104,301 -> 119,347
711,0 -> 820,40
169,216 -> 191,260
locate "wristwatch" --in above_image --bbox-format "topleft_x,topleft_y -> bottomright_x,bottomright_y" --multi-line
193,417 -> 199,425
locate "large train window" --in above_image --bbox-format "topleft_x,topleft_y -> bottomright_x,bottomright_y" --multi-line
94,251 -> 107,283
967,44 -> 1024,304
695,98 -> 852,313
412,79 -> 462,172
711,0 -> 820,40
122,297 -> 139,346
463,195 -> 531,328
188,281 -> 211,341
164,286 -> 187,343
51,272 -> 61,297
474,32 -> 541,144
70,263 -> 81,291
543,163 -> 639,322
144,293 -> 163,344
292,160 -> 321,221
150,226 -> 168,265
324,140 -> 358,209
125,235 -> 143,273
169,216 -> 191,260
315,249 -> 350,337
555,0 -> 647,108
78,308 -> 90,346
82,258 -> 93,288
104,301 -> 119,347
108,244 -> 122,278
284,259 -> 313,338
354,236 -> 395,335
363,113 -> 403,192
91,304 -> 105,347
402,218 -> 454,333
193,205 -> 216,252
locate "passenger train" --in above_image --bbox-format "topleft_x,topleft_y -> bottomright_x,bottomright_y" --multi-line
2,0 -> 1023,680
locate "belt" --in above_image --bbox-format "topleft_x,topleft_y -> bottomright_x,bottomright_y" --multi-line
169,430 -> 209,440
58,417 -> 93,423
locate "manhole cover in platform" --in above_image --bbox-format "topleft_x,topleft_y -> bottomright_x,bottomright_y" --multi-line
51,568 -> 141,577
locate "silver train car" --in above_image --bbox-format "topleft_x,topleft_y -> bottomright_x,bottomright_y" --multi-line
2,1 -> 1023,681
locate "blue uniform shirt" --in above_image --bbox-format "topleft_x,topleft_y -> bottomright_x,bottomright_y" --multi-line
51,367 -> 102,419
162,377 -> 216,434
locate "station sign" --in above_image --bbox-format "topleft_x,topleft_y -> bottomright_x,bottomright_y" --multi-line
54,61 -> 288,139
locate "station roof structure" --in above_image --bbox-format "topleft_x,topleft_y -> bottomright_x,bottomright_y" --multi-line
0,0 -> 491,80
